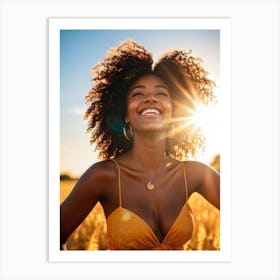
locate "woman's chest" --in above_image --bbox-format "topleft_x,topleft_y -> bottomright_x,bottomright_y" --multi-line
103,166 -> 189,242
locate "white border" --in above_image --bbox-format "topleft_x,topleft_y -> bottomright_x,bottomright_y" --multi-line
49,18 -> 231,262
1,1 -> 279,279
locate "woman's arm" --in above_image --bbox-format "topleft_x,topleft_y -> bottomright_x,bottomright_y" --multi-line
60,161 -> 110,249
185,161 -> 220,210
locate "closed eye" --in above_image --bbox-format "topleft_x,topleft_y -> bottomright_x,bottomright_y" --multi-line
156,92 -> 170,97
131,92 -> 144,97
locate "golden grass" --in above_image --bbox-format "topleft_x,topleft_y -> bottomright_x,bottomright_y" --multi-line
60,180 -> 220,250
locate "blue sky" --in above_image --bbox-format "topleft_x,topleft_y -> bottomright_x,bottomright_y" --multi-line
60,29 -> 220,177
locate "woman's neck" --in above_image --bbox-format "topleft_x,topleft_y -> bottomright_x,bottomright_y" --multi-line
128,132 -> 168,174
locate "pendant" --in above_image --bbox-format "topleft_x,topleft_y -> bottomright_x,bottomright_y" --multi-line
146,181 -> 155,190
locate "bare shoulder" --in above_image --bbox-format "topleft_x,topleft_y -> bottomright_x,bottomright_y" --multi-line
74,160 -> 117,198
183,160 -> 219,174
182,160 -> 220,198
82,160 -> 116,179
60,160 -> 118,244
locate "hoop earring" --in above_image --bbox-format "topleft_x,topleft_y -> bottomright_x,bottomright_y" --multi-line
123,123 -> 133,141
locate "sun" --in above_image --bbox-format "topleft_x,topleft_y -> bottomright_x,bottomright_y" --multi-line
169,98 -> 221,163
191,102 -> 219,133
189,101 -> 221,162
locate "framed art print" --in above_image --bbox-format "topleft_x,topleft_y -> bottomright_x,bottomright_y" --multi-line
49,17 -> 231,262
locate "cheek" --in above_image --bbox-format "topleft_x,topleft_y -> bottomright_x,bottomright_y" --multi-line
125,100 -> 138,121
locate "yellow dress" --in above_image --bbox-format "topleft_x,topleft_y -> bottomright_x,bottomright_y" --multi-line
107,160 -> 194,250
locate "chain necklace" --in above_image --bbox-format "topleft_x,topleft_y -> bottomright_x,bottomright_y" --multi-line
145,153 -> 168,191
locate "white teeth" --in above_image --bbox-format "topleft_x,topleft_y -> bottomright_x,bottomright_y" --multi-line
141,108 -> 160,115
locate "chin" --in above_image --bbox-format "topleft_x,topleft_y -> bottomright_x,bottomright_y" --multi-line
141,125 -> 169,132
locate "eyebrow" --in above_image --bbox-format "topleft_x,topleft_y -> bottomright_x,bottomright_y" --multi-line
129,84 -> 168,92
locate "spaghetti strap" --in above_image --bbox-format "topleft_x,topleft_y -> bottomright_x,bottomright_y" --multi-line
111,159 -> 122,207
181,162 -> 189,201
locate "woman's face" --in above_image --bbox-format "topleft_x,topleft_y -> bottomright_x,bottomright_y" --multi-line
126,74 -> 172,133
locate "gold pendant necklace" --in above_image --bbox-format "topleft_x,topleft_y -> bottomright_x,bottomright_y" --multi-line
146,181 -> 155,190
145,153 -> 167,191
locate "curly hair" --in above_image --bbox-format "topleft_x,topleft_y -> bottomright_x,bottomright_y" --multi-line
85,39 -> 216,160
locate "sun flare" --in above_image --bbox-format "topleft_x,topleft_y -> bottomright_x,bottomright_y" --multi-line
169,98 -> 220,163
190,102 -> 220,134
189,102 -> 220,162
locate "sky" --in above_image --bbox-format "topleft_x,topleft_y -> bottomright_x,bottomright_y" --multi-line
60,29 -> 220,177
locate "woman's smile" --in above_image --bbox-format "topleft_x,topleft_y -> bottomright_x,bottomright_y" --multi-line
140,107 -> 161,116
126,74 -> 172,132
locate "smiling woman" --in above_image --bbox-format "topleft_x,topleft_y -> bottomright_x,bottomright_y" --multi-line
126,74 -> 172,134
60,39 -> 220,250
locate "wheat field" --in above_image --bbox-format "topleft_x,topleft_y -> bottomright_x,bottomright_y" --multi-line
60,180 -> 220,250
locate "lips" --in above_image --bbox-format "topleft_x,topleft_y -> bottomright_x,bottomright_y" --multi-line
140,108 -> 161,116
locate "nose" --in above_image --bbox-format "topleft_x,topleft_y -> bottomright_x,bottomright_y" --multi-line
144,94 -> 158,103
